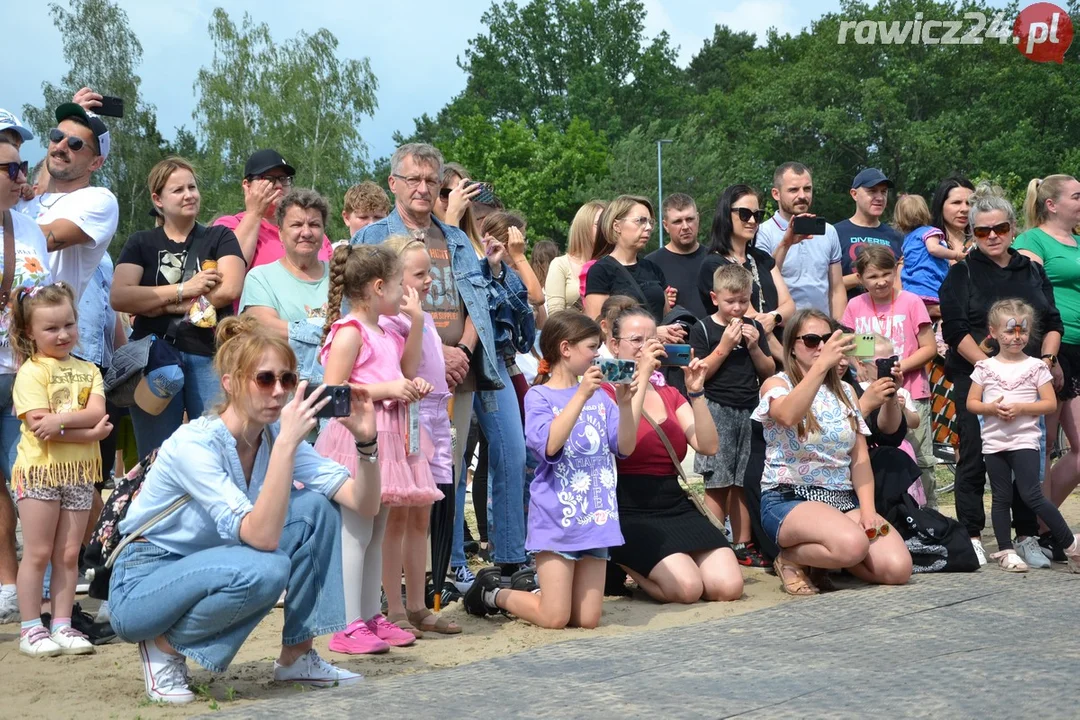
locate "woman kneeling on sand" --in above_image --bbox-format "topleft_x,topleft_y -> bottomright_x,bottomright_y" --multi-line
108,317 -> 380,703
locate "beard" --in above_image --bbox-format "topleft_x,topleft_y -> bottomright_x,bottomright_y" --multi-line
46,155 -> 81,182
780,197 -> 811,216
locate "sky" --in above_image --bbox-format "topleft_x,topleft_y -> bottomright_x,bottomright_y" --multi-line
6,0 -> 1023,166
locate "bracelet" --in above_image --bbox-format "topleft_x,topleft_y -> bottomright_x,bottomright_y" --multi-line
59,414 -> 65,436
176,282 -> 185,303
687,390 -> 705,399
355,438 -> 377,450
456,344 -> 474,363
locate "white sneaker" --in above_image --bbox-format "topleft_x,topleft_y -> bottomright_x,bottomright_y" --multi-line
273,649 -> 362,688
970,537 -> 988,567
51,625 -> 95,655
0,591 -> 19,624
139,639 -> 194,704
20,625 -> 62,657
452,565 -> 476,593
1014,536 -> 1051,570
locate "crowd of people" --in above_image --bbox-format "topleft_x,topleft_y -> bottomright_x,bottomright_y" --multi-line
3,89 -> 1080,705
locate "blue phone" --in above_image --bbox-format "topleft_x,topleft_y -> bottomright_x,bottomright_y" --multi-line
662,344 -> 692,367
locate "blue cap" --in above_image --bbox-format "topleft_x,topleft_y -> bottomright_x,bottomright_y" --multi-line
852,168 -> 894,189
0,109 -> 33,142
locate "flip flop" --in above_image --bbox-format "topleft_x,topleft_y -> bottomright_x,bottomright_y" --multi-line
407,608 -> 462,635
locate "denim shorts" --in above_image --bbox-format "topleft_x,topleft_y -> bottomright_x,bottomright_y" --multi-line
760,487 -> 859,545
546,548 -> 610,562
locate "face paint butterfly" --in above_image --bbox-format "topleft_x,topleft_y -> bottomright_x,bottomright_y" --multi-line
1004,317 -> 1029,337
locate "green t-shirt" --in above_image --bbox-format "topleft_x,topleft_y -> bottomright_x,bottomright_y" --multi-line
1014,227 -> 1080,344
239,260 -> 329,327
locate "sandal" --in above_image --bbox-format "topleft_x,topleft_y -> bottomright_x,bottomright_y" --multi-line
808,567 -> 837,593
990,549 -> 1029,573
407,608 -> 462,635
773,554 -> 819,596
387,612 -> 424,639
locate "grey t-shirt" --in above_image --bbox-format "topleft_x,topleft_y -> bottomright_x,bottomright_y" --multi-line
756,214 -> 842,315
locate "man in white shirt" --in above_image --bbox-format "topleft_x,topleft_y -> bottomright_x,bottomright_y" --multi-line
17,102 -> 117,301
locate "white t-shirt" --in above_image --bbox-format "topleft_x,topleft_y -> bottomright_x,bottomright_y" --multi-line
17,186 -> 118,301
0,211 -> 54,372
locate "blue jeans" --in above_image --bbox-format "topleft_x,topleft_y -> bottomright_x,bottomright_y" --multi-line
108,490 -> 345,673
452,361 -> 527,566
0,396 -> 20,483
130,351 -> 219,458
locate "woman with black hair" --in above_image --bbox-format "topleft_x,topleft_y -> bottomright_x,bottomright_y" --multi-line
931,176 -> 975,250
697,184 -> 795,357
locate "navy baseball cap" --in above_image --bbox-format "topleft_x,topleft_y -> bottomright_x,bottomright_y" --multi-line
851,168 -> 894,189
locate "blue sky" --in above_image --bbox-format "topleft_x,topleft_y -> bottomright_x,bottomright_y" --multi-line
7,0 -> 1022,166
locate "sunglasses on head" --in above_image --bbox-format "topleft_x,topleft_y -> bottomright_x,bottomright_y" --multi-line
972,222 -> 1011,239
865,523 -> 891,540
733,207 -> 765,224
48,128 -> 86,152
3,161 -> 28,182
253,370 -> 298,392
795,333 -> 831,349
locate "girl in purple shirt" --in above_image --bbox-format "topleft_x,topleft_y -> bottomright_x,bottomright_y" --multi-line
463,311 -> 650,629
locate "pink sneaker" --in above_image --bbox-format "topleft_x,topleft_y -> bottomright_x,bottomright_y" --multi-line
367,615 -> 416,647
328,619 -> 390,655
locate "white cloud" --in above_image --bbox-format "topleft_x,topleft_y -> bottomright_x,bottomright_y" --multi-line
712,1 -> 804,45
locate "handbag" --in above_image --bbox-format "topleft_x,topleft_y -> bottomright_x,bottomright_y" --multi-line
641,409 -> 726,531
0,210 -> 19,408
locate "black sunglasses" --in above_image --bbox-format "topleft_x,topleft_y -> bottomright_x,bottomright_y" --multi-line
439,188 -> 452,199
48,128 -> 86,152
795,333 -> 830,349
253,370 -> 299,392
3,161 -> 28,182
733,207 -> 766,224
972,222 -> 1011,239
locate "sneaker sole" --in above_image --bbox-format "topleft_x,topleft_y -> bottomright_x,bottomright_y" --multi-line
327,638 -> 390,655
139,643 -> 194,705
58,643 -> 96,655
20,645 -> 62,658
273,674 -> 364,688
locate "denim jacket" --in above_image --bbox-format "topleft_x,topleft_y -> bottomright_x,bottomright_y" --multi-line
119,416 -> 349,557
74,255 -> 116,368
288,320 -> 325,385
352,209 -> 533,389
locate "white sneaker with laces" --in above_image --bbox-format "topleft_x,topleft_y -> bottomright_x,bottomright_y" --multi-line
20,625 -> 61,657
273,649 -> 362,688
452,565 -> 476,593
0,591 -> 19,624
51,625 -> 95,655
970,537 -> 988,567
139,639 -> 194,704
1014,536 -> 1051,569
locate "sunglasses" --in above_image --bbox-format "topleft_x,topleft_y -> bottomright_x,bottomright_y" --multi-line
253,370 -> 298,392
733,207 -> 766,224
795,333 -> 831,349
3,161 -> 28,182
48,128 -> 87,152
865,523 -> 891,540
972,222 -> 1011,239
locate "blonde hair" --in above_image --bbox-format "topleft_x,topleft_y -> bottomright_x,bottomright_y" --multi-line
893,193 -> 932,234
148,156 -> 197,201
10,282 -> 78,364
870,333 -> 895,357
712,263 -> 753,294
987,298 -> 1036,333
343,181 -> 391,216
595,195 -> 653,260
212,316 -> 297,419
1023,175 -> 1078,230
599,295 -> 640,340
567,200 -> 607,260
780,309 -> 861,440
322,244 -> 402,344
382,233 -> 427,258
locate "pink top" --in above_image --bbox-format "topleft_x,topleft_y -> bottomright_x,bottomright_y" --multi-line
319,316 -> 405,386
213,212 -> 333,270
380,312 -> 448,394
842,289 -> 932,399
970,356 -> 1054,454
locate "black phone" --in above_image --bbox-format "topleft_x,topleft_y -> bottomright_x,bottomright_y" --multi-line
792,215 -> 827,235
875,355 -> 899,380
96,95 -> 124,118
661,344 -> 692,367
303,384 -> 352,418
465,180 -> 498,206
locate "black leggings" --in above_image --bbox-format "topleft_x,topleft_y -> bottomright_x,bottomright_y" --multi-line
985,449 -> 1073,551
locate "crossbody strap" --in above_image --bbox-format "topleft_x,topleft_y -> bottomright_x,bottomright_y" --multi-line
641,408 -> 724,529
165,226 -> 211,342
1,211 -> 16,308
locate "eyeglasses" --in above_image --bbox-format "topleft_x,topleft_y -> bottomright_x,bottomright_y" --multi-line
972,222 -> 1011,239
249,174 -> 294,187
615,335 -> 656,348
2,161 -> 28,182
253,371 -> 299,392
48,128 -> 87,152
392,174 -> 440,189
865,523 -> 891,540
619,216 -> 653,228
733,207 -> 766,224
795,333 -> 830,349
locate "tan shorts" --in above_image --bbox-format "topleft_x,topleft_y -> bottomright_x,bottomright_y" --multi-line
13,482 -> 95,511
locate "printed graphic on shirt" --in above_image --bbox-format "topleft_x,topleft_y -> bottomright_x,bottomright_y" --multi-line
0,247 -> 52,350
552,401 -> 618,528
305,302 -> 328,325
849,313 -> 907,356
425,245 -> 460,322
157,250 -> 188,285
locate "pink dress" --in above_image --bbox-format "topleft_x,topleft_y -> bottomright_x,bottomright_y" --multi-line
313,316 -> 441,506
380,312 -> 453,485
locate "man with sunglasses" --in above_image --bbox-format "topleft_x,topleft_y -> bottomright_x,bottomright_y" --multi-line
834,168 -> 904,300
16,103 -> 116,303
212,149 -> 333,270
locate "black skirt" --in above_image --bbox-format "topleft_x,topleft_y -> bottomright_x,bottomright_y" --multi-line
611,473 -> 730,577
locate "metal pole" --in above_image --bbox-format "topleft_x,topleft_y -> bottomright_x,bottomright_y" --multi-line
657,140 -> 664,248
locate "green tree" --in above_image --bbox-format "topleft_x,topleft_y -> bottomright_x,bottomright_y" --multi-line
22,0 -> 170,254
192,9 -> 379,240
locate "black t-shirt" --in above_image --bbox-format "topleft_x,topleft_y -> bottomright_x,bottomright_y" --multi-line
697,248 -> 780,322
117,223 -> 244,356
689,316 -> 771,408
645,245 -> 708,319
585,255 -> 668,322
834,219 -> 904,299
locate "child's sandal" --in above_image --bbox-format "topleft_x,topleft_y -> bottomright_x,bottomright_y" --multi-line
773,554 -> 819,596
990,549 -> 1028,573
406,608 -> 462,635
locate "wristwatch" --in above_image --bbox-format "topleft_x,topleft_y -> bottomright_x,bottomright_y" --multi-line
1042,353 -> 1058,368
773,312 -> 783,326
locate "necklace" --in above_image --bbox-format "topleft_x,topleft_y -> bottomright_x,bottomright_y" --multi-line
869,290 -> 895,338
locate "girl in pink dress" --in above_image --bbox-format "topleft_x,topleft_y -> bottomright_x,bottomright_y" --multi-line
315,244 -> 439,656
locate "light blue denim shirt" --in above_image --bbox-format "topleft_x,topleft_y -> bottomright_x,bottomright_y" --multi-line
353,209 -> 532,389
120,416 -> 350,557
73,254 -> 116,367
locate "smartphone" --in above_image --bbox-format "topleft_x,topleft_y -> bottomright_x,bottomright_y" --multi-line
465,180 -> 498,206
792,215 -> 827,235
875,355 -> 900,379
843,334 -> 877,358
96,95 -> 124,118
662,344 -> 692,367
593,358 -> 635,384
303,384 -> 352,418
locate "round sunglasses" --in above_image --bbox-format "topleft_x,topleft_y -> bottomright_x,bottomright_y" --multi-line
253,370 -> 298,392
3,161 -> 29,182
48,127 -> 89,152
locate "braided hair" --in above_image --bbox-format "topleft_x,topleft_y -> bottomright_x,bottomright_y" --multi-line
322,243 -> 402,344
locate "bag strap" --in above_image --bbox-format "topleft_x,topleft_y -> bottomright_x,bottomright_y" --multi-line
1,210 -> 16,309
165,226 -> 211,342
641,408 -> 723,528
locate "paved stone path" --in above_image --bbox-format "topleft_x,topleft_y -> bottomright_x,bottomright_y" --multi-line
212,567 -> 1080,719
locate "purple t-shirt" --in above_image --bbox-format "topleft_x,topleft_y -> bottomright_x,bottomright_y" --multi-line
524,384 -> 624,552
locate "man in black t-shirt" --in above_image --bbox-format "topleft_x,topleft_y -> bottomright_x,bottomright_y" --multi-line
646,193 -> 708,318
835,168 -> 904,300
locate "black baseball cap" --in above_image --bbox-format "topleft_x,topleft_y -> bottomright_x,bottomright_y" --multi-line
851,168 -> 893,189
54,102 -> 110,159
244,149 -> 295,178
